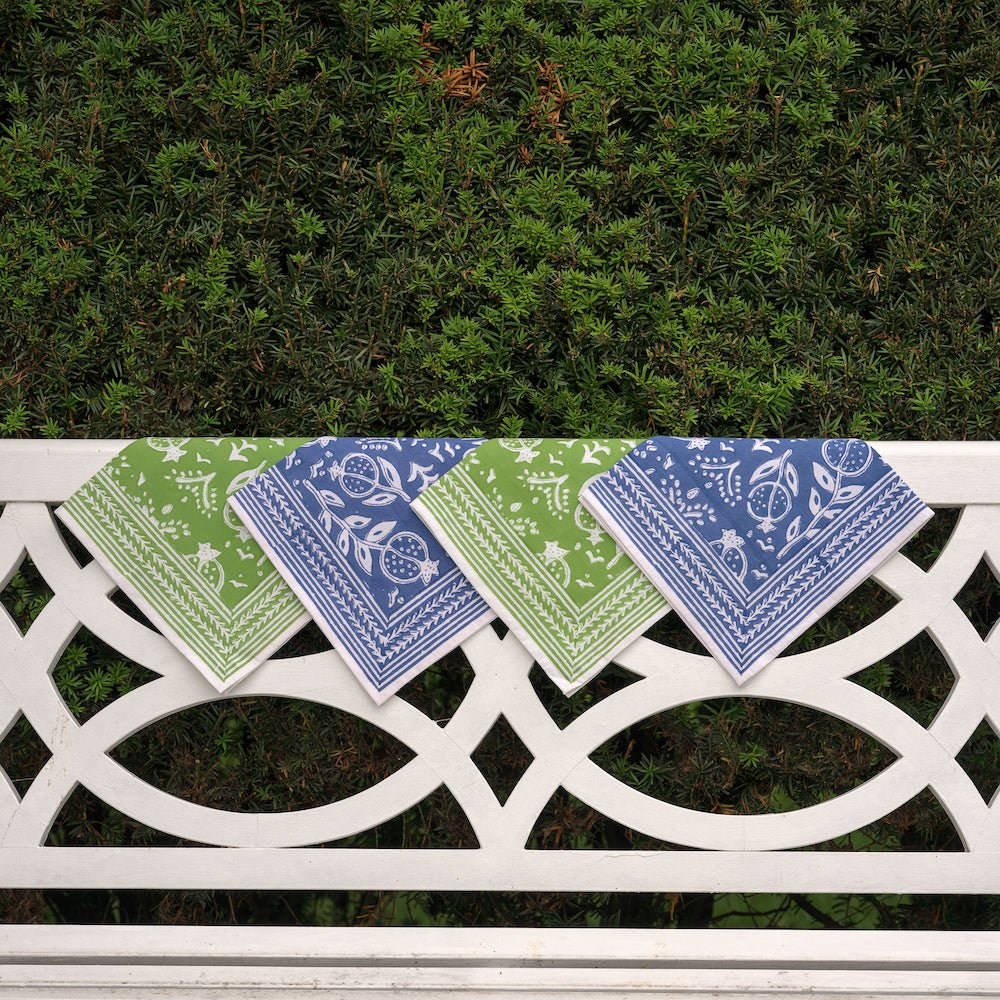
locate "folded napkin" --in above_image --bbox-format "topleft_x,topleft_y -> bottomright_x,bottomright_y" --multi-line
57,438 -> 310,690
581,437 -> 934,683
228,437 -> 495,703
411,439 -> 669,694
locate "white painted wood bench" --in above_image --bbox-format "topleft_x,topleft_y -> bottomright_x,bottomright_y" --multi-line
3,439 -> 1000,998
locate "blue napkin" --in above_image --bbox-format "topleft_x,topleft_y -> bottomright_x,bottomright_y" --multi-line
581,438 -> 933,683
228,438 -> 495,702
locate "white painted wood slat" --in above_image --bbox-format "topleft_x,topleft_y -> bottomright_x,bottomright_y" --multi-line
5,928 -> 1000,998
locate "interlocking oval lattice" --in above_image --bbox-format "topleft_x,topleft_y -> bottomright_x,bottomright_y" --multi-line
3,440 -> 1000,894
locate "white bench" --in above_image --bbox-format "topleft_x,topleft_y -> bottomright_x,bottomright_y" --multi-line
2,439 -> 1000,998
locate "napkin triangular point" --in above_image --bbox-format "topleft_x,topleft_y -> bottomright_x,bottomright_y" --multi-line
412,492 -> 665,698
54,500 -> 310,693
228,491 -> 497,705
581,471 -> 936,687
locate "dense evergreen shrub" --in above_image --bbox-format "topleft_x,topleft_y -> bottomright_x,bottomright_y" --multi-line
1,0 -> 999,930
1,0 -> 997,437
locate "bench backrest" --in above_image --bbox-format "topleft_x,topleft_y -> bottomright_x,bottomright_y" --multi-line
3,440 -> 1000,897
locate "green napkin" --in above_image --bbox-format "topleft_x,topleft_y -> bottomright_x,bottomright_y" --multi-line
412,439 -> 670,693
57,438 -> 310,690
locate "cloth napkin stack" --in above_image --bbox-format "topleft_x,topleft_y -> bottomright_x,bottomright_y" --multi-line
59,435 -> 932,699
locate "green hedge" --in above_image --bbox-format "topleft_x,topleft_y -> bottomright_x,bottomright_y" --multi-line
1,0 -> 998,438
2,0 -> 1000,930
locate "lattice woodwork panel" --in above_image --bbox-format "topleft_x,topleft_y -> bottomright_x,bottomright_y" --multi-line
3,441 -> 1000,892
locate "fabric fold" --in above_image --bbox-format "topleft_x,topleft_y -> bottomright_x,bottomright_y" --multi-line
228,437 -> 495,703
580,437 -> 934,684
411,438 -> 670,694
56,437 -> 310,691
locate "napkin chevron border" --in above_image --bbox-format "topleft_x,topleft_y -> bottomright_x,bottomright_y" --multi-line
229,475 -> 490,697
57,448 -> 309,689
582,445 -> 934,683
412,458 -> 667,692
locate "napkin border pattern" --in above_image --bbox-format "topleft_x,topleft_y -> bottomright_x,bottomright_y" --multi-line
58,467 -> 309,689
412,461 -> 668,693
582,453 -> 934,682
229,472 -> 494,702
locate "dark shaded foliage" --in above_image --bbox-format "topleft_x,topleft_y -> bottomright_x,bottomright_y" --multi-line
0,0 -> 997,439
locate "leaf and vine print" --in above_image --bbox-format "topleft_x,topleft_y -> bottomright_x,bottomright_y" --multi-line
582,437 -> 933,684
228,437 -> 494,701
57,437 -> 310,687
